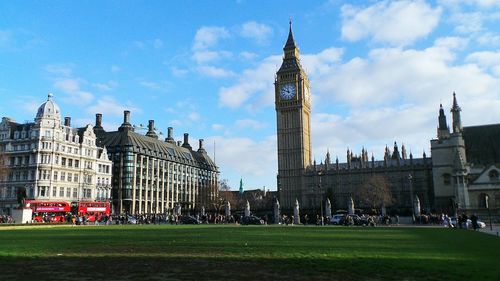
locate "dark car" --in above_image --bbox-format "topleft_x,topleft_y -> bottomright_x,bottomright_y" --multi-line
180,215 -> 200,224
241,216 -> 265,225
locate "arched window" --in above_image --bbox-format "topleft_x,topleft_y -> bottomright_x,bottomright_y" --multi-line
478,193 -> 488,208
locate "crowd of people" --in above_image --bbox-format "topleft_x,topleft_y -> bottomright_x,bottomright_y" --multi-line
0,214 -> 14,224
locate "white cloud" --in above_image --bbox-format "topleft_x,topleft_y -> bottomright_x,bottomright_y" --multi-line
92,80 -> 118,91
240,21 -> 273,44
235,119 -> 266,129
45,63 -> 74,77
171,67 -> 188,77
477,32 -> 500,46
466,51 -> 500,76
212,124 -> 225,131
207,135 -> 277,179
341,0 -> 441,46
240,51 -> 258,60
218,55 -> 281,110
153,38 -> 163,49
451,12 -> 483,34
111,65 -> 121,73
138,79 -> 171,91
192,50 -> 232,64
53,78 -> 94,104
188,112 -> 200,122
192,26 -> 230,50
86,96 -> 140,117
197,66 -> 235,78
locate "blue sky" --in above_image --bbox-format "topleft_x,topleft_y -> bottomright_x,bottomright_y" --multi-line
1,1 -> 500,190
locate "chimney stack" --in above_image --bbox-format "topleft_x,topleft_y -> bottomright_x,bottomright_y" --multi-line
198,139 -> 206,153
182,133 -> 192,150
165,127 -> 175,143
95,114 -> 102,127
118,110 -> 133,132
64,117 -> 71,127
146,120 -> 158,139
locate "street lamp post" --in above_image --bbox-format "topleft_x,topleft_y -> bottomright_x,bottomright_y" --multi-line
408,174 -> 414,220
485,195 -> 493,231
318,171 -> 323,226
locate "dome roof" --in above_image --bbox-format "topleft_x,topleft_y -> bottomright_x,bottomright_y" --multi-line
36,93 -> 61,121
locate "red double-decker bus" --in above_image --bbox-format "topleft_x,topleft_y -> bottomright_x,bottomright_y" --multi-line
76,201 -> 111,222
25,200 -> 71,223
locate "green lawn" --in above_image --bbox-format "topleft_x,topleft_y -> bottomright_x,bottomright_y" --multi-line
0,225 -> 498,281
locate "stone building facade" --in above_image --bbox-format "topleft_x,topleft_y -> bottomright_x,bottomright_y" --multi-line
0,94 -> 112,214
276,23 -> 500,215
94,111 -> 218,215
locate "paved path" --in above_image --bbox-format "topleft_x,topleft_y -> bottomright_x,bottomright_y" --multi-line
478,223 -> 500,237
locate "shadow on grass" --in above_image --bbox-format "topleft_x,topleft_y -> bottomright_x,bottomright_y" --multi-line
1,255 -> 497,281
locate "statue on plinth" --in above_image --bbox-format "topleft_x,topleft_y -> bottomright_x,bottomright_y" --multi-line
17,186 -> 28,209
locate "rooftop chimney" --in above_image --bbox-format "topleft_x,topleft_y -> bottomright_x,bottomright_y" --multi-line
198,139 -> 206,153
145,120 -> 158,139
165,127 -> 175,144
182,133 -> 192,150
64,117 -> 71,127
118,110 -> 133,132
93,113 -> 105,135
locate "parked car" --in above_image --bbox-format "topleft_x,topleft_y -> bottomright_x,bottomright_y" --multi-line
127,215 -> 137,224
447,218 -> 486,229
180,215 -> 200,224
330,214 -> 345,225
241,216 -> 265,225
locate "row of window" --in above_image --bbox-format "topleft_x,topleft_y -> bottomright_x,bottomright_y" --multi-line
0,186 -> 111,199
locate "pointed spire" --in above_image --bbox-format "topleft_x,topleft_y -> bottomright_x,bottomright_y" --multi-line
284,19 -> 297,50
438,102 -> 450,139
451,92 -> 462,133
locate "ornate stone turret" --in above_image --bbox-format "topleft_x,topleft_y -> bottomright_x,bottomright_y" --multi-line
451,92 -> 462,134
438,103 -> 450,139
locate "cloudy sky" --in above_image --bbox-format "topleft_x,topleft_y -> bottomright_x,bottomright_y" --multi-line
1,1 -> 500,190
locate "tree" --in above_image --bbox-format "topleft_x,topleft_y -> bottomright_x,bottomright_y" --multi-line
206,179 -> 236,213
357,175 -> 393,211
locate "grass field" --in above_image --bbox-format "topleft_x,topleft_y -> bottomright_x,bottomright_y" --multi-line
0,225 -> 499,281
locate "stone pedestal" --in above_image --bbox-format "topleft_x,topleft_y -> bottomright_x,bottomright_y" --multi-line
12,208 -> 32,224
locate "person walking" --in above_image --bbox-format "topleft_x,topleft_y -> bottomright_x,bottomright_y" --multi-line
470,213 -> 479,231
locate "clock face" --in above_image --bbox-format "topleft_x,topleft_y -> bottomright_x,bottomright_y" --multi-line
280,83 -> 296,100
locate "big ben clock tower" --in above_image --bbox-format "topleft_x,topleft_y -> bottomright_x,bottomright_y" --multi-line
275,21 -> 312,209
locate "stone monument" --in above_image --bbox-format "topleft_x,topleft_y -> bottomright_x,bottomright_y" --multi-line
225,200 -> 231,217
348,197 -> 355,215
325,198 -> 332,220
293,199 -> 300,225
273,198 -> 280,224
244,200 -> 250,217
414,195 -> 421,217
12,186 -> 32,224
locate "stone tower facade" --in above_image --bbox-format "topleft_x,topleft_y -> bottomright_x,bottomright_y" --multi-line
430,93 -> 470,212
275,22 -> 312,209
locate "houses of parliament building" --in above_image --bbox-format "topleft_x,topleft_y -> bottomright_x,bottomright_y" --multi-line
275,23 -> 500,215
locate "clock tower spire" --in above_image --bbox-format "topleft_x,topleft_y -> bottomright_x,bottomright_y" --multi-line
275,21 -> 312,209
